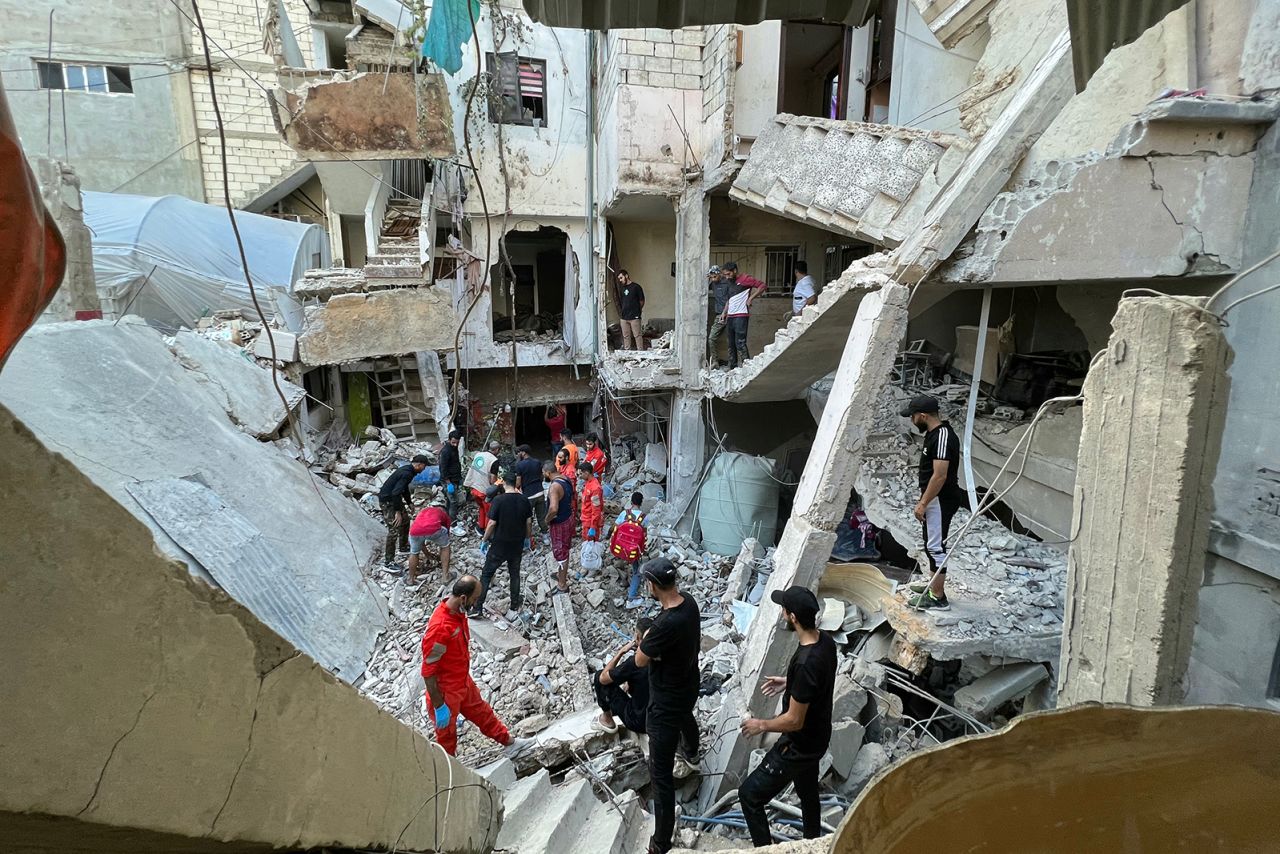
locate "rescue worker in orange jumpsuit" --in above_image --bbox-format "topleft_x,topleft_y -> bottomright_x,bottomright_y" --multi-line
421,575 -> 537,759
578,461 -> 605,545
583,432 -> 608,477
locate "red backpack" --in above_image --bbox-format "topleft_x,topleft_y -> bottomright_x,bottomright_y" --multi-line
609,510 -> 648,562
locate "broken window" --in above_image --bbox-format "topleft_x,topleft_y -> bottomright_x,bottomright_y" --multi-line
485,52 -> 547,126
37,60 -> 132,94
777,21 -> 849,119
492,226 -> 568,344
865,0 -> 895,121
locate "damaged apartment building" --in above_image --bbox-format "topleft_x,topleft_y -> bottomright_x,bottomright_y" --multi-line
4,0 -> 1280,852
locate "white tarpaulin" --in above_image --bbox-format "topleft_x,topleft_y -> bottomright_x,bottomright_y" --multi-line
83,191 -> 330,328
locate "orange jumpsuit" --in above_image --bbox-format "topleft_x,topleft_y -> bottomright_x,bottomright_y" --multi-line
421,599 -> 509,755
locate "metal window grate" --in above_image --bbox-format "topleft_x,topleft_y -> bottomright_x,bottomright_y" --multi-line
485,52 -> 547,126
36,60 -> 132,94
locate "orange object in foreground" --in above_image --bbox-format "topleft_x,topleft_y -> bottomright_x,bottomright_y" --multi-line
0,80 -> 65,368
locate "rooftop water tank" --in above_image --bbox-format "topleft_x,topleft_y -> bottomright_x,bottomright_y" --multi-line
698,452 -> 780,556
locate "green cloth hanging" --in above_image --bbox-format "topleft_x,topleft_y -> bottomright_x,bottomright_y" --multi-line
421,0 -> 481,75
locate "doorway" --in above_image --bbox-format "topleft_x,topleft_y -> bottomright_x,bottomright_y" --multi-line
778,21 -> 850,119
514,402 -> 589,458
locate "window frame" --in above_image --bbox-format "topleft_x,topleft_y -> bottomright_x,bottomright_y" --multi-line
483,52 -> 547,127
35,60 -> 133,95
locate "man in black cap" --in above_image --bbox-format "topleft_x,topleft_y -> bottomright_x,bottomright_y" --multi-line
899,394 -> 965,610
738,585 -> 837,847
378,454 -> 430,567
633,558 -> 701,854
438,429 -> 465,523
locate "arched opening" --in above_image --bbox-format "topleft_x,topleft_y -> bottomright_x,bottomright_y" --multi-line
491,225 -> 570,343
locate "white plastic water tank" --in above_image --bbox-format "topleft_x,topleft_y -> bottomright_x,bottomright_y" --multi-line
698,452 -> 780,556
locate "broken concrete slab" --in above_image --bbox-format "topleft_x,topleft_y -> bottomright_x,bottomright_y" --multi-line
828,719 -> 867,779
470,620 -> 527,660
954,663 -> 1049,720
298,286 -> 456,365
251,328 -> 300,362
170,329 -> 305,439
0,320 -> 386,681
553,587 -> 586,665
0,401 -> 496,853
881,594 -> 1062,666
525,707 -> 618,771
1059,296 -> 1229,706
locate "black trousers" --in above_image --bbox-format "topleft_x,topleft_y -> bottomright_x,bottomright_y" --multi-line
739,743 -> 822,847
726,315 -> 750,369
647,708 -> 700,853
591,673 -> 645,734
476,540 -> 523,610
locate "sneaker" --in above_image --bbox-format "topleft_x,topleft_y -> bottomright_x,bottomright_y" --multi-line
625,597 -> 645,610
591,716 -> 619,734
450,524 -> 467,537
673,752 -> 698,780
907,578 -> 931,594
467,606 -> 487,620
503,736 -> 537,761
381,561 -> 404,575
907,590 -> 951,611
504,608 -> 521,623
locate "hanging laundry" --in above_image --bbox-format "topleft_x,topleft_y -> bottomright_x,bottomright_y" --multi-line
421,0 -> 481,75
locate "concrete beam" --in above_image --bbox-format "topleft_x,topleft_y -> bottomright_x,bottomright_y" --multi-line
674,188 -> 710,385
299,286 -> 456,365
700,283 -> 909,805
1058,296 -> 1230,706
668,390 -> 706,518
953,663 -> 1049,720
0,404 -> 497,853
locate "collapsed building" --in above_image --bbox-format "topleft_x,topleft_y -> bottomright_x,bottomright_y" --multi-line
4,0 -> 1280,851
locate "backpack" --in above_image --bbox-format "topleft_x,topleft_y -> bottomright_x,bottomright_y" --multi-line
609,511 -> 648,562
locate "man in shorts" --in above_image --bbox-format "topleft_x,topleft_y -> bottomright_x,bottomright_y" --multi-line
543,459 -> 576,594
406,498 -> 451,587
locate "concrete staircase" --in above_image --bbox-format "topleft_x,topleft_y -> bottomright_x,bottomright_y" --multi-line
364,201 -> 425,281
493,768 -> 653,854
706,253 -> 893,403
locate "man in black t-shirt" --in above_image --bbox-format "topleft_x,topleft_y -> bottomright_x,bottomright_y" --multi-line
592,616 -> 653,735
378,454 -> 430,565
513,444 -> 546,537
900,394 -> 966,610
634,558 -> 701,854
739,585 -> 837,847
470,471 -> 532,620
616,269 -> 647,351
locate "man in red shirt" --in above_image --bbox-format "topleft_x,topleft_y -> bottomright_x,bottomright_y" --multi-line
583,432 -> 608,477
720,261 -> 767,371
421,575 -> 535,759
406,499 -> 452,586
578,461 -> 605,546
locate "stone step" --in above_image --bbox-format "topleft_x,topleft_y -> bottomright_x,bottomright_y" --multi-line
500,775 -> 599,853
363,264 -> 423,278
373,245 -> 419,257
567,790 -> 649,854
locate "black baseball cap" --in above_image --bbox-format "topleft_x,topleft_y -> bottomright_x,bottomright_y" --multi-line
898,395 -> 940,417
770,585 -> 820,619
641,558 -> 678,587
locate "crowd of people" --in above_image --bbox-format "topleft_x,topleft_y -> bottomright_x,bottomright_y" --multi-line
372,390 -> 960,851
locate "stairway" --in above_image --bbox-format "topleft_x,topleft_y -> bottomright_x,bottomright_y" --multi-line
706,253 -> 893,404
364,200 -> 425,281
493,768 -> 654,854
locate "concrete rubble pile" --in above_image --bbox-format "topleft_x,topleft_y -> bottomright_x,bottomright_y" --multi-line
307,424 -> 439,505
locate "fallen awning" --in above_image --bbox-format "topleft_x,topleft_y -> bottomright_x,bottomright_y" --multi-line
521,0 -> 880,29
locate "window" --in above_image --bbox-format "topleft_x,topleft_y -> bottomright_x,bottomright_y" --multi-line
485,52 -> 546,126
764,245 -> 801,296
36,61 -> 132,94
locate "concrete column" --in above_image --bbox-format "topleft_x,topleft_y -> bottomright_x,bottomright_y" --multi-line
34,158 -> 99,322
668,389 -> 705,523
1058,296 -> 1230,707
699,283 -> 909,806
674,189 -> 710,385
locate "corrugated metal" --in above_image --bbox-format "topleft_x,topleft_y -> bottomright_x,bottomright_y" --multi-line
127,477 -> 378,682
1065,0 -> 1193,91
521,0 -> 881,29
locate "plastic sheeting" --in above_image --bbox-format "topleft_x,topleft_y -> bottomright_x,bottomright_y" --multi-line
83,191 -> 330,329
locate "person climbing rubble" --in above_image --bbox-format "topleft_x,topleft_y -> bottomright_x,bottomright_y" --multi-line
421,575 -> 536,760
543,459 -> 575,594
583,432 -> 608,476
900,394 -> 965,611
578,460 -> 605,551
514,444 -> 546,538
608,490 -> 650,609
471,471 -> 533,620
378,453 -> 430,568
634,558 -> 702,854
406,496 -> 451,587
738,585 -> 837,847
592,615 -> 653,735
438,429 -> 464,526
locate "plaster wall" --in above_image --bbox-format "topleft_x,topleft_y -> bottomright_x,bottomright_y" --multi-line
888,0 -> 988,135
0,0 -> 205,199
733,22 -> 782,141
1186,554 -> 1280,708
0,404 -> 497,853
608,218 -> 678,325
1195,0 -> 1253,95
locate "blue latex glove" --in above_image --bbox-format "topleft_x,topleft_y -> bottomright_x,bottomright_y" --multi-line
480,541 -> 490,555
523,538 -> 531,551
588,527 -> 597,539
433,703 -> 452,729
446,482 -> 455,494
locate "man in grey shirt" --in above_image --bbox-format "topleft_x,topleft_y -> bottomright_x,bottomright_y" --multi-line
706,265 -> 728,367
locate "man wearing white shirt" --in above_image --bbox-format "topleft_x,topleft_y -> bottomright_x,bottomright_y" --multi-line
791,261 -> 817,317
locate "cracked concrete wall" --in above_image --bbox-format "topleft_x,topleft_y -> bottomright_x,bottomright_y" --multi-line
1058,296 -> 1230,707
0,403 -> 498,853
299,286 -> 458,364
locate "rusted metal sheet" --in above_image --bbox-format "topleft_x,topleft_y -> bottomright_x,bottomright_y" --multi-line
834,704 -> 1280,852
